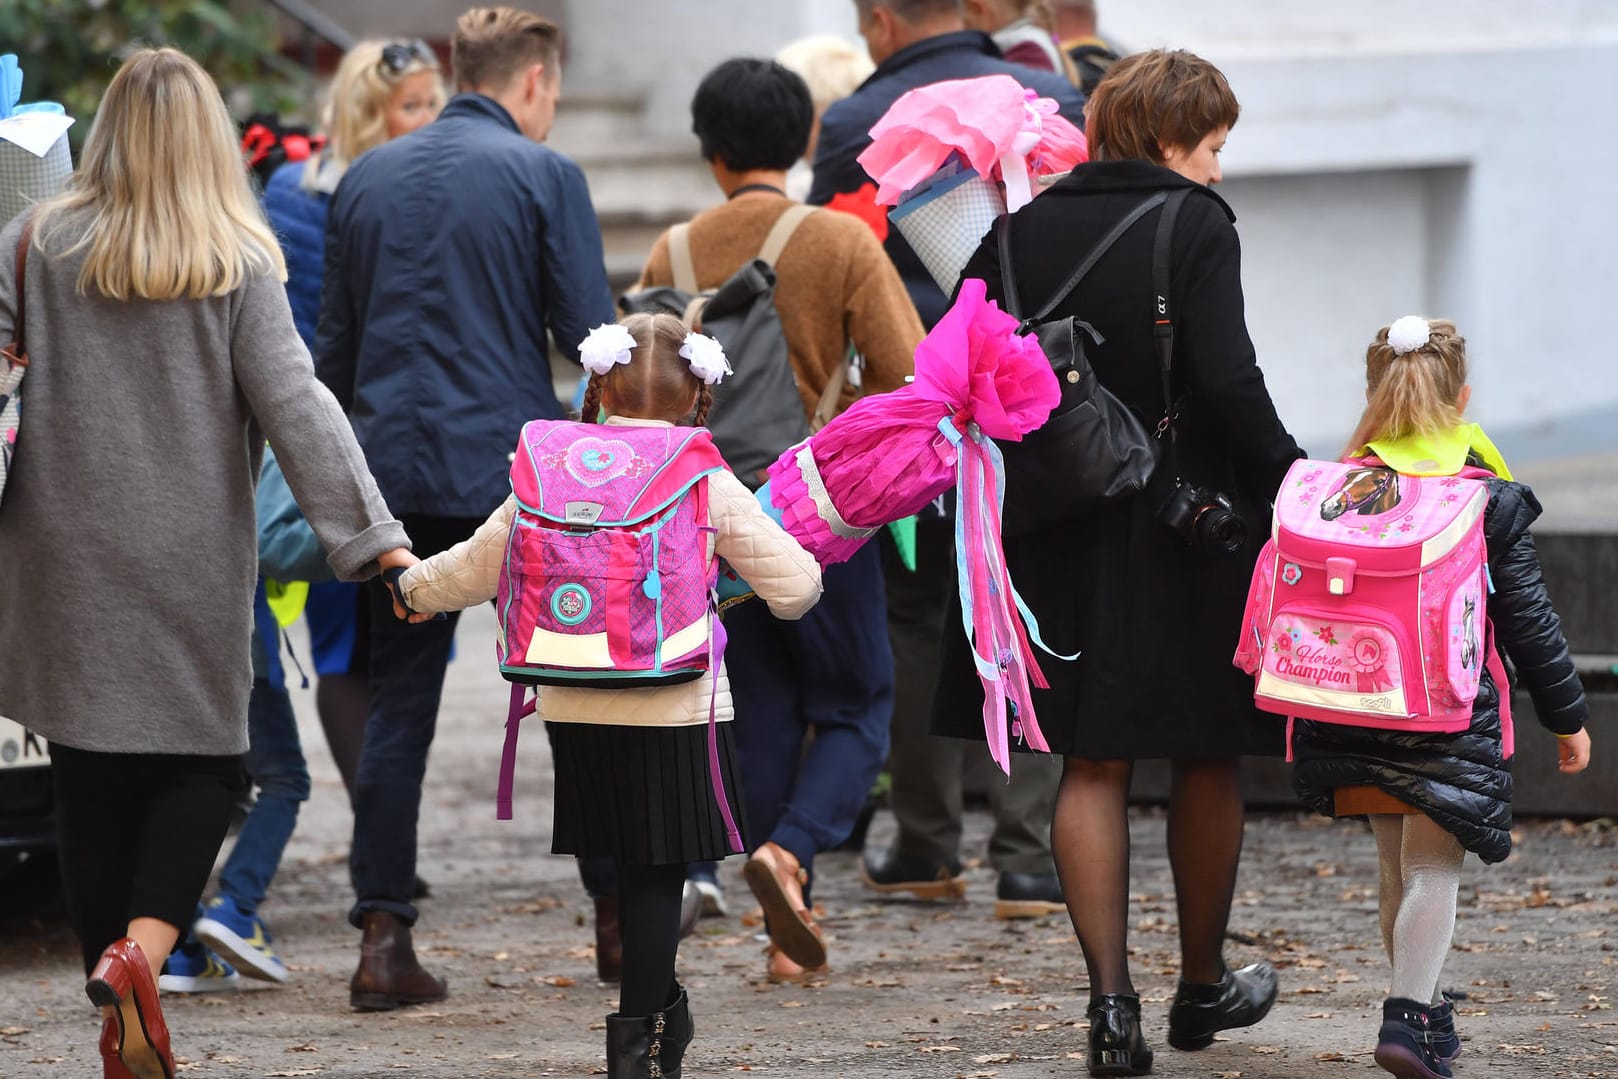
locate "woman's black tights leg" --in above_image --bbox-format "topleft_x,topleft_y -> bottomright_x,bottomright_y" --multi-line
617,861 -> 686,1016
1167,757 -> 1245,985
1050,756 -> 1135,997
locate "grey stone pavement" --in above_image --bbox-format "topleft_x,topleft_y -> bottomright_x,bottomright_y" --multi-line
2,605 -> 1615,1078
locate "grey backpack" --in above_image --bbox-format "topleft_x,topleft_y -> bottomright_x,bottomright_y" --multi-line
620,205 -> 823,489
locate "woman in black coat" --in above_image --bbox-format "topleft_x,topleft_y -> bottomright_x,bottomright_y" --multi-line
933,51 -> 1301,1075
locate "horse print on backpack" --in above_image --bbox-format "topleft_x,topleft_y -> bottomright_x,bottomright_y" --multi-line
1235,458 -> 1495,738
1319,466 -> 1403,520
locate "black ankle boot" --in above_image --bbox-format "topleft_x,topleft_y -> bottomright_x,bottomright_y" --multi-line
1087,993 -> 1153,1077
1427,995 -> 1461,1066
1166,962 -> 1279,1050
605,987 -> 694,1079
1373,998 -> 1451,1079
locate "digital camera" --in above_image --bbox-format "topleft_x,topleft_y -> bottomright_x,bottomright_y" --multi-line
1157,481 -> 1246,554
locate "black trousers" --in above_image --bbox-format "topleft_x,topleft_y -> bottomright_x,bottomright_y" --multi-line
50,743 -> 246,973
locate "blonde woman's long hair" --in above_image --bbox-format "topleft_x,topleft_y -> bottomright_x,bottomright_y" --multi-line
33,48 -> 285,301
1343,319 -> 1469,458
303,40 -> 445,191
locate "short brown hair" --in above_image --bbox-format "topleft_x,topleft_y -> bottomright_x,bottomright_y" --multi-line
452,7 -> 560,92
1086,49 -> 1239,164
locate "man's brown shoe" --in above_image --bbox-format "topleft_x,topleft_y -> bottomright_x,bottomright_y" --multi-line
349,912 -> 448,1012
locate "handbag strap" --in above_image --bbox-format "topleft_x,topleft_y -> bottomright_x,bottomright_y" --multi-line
998,190 -> 1167,325
758,203 -> 815,267
4,217 -> 33,367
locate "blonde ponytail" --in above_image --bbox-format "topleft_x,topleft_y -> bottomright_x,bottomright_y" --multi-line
1342,319 -> 1468,458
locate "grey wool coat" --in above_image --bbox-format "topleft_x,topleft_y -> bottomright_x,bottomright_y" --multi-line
0,209 -> 407,756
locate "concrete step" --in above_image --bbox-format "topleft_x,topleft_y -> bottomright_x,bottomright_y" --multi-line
548,89 -> 652,147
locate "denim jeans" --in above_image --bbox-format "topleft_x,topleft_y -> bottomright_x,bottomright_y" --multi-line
725,542 -> 893,903
217,679 -> 312,913
348,514 -> 481,927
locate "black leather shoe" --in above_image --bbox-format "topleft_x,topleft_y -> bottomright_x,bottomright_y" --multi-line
858,846 -> 966,900
1088,993 -> 1153,1076
994,870 -> 1065,920
1166,962 -> 1278,1051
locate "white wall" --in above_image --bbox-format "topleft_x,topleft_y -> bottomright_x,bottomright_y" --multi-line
1103,1 -> 1618,459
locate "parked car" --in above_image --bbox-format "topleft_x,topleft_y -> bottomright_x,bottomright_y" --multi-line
0,713 -> 53,853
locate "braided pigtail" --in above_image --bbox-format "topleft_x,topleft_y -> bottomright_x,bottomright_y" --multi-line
692,383 -> 714,427
579,372 -> 606,424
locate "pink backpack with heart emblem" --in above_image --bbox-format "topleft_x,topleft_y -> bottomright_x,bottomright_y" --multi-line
1235,457 -> 1512,756
497,419 -> 727,687
492,419 -> 742,848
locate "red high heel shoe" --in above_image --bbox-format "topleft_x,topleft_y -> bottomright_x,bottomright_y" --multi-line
86,938 -> 173,1079
99,1014 -> 138,1079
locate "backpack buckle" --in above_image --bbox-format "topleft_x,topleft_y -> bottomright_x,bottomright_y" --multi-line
1326,556 -> 1357,595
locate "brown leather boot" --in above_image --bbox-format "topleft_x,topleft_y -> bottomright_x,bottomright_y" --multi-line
349,912 -> 448,1012
594,896 -> 623,983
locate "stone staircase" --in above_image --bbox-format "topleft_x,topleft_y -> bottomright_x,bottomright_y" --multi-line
548,90 -> 717,294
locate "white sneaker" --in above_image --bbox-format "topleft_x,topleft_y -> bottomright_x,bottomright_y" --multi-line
691,877 -> 727,917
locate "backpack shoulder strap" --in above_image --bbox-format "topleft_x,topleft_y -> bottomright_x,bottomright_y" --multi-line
1000,191 -> 1167,324
668,222 -> 699,295
758,204 -> 816,267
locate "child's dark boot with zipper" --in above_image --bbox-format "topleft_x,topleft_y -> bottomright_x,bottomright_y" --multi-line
605,985 -> 694,1079
1373,997 -> 1452,1079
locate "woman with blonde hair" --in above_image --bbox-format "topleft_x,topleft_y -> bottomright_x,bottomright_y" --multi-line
0,48 -> 412,1079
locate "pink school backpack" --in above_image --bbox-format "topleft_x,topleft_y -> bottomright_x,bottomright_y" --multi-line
1235,457 -> 1512,755
492,419 -> 742,851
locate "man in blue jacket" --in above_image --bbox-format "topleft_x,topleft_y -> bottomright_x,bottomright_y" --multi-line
810,0 -> 1081,925
315,6 -> 614,1011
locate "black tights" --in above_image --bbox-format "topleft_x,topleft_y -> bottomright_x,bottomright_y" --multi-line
618,862 -> 686,1017
1050,757 -> 1246,997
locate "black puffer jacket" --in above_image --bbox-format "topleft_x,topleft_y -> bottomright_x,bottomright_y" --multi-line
1292,478 -> 1589,863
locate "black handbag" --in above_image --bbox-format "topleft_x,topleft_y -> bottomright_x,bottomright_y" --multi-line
997,189 -> 1189,537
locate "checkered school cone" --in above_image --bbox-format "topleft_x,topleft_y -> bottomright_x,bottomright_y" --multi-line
0,133 -> 70,228
888,168 -> 1006,297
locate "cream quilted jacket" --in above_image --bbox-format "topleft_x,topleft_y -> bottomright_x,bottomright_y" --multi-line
396,420 -> 823,727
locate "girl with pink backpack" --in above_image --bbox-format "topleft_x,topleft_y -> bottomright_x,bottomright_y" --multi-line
389,311 -> 822,1079
1244,317 -> 1591,1079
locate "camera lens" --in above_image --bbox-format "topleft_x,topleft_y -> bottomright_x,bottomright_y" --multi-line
1194,504 -> 1247,554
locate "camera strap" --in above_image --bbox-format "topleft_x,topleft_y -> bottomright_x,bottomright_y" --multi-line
1151,188 -> 1192,476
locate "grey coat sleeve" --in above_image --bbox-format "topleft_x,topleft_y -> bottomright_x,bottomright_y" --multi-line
231,270 -> 408,580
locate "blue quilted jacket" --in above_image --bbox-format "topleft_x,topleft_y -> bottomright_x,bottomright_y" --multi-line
262,161 -> 329,348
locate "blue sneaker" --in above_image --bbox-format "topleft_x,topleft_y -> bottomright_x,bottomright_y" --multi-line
194,895 -> 289,983
159,938 -> 241,993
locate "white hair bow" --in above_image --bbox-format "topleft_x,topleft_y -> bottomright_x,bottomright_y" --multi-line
1387,315 -> 1432,356
579,323 -> 638,377
680,331 -> 731,385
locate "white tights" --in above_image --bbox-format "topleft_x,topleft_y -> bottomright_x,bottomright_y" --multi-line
1370,813 -> 1465,1003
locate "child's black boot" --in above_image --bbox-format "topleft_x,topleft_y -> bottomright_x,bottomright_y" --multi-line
1087,993 -> 1152,1076
1428,994 -> 1461,1066
605,985 -> 694,1079
1373,997 -> 1452,1079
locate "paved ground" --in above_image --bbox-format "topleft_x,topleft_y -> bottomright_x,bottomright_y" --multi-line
2,606 -> 1615,1078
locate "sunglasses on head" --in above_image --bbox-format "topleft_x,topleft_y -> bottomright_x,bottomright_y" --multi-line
380,39 -> 434,75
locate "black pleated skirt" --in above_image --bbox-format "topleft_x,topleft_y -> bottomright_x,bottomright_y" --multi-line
546,720 -> 749,865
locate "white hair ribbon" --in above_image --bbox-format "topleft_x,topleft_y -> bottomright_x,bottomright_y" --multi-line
1387,315 -> 1432,356
679,331 -> 731,385
578,323 -> 638,377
